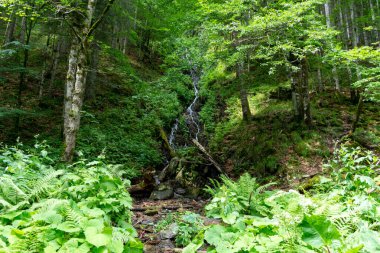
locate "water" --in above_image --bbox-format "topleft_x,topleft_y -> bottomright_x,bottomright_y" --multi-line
168,65 -> 201,148
168,119 -> 179,147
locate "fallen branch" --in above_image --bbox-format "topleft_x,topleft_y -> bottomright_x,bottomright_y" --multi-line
192,139 -> 224,174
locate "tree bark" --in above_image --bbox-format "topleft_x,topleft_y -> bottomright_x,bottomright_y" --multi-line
63,0 -> 97,162
63,40 -> 88,162
62,0 -> 115,162
324,1 -> 340,91
4,9 -> 17,44
237,63 -> 251,121
48,37 -> 63,92
14,18 -> 33,137
352,93 -> 364,133
85,41 -> 101,100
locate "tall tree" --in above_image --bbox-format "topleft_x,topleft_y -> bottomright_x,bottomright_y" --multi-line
60,0 -> 116,162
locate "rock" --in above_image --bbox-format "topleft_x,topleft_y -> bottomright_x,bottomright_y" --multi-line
173,193 -> 183,199
187,187 -> 200,198
150,184 -> 174,200
144,208 -> 159,216
159,223 -> 179,240
174,188 -> 186,195
203,217 -> 221,226
157,239 -> 175,250
141,216 -> 155,225
144,244 -> 158,253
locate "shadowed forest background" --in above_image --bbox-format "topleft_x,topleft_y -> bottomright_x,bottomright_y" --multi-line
0,0 -> 380,252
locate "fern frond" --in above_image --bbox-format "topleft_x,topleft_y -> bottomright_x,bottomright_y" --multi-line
0,198 -> 12,209
27,170 -> 65,201
60,203 -> 85,225
0,176 -> 27,204
113,227 -> 132,243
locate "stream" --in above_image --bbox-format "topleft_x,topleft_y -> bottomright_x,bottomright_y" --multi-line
168,65 -> 201,148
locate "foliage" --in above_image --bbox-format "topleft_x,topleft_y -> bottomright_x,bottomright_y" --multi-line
184,145 -> 380,253
155,212 -> 204,247
0,143 -> 142,253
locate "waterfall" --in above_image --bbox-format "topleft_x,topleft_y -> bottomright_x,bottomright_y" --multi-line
168,64 -> 201,148
168,119 -> 179,147
187,68 -> 201,141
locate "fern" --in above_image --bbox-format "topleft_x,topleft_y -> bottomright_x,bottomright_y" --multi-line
0,176 -> 27,205
0,144 -> 141,252
27,169 -> 64,202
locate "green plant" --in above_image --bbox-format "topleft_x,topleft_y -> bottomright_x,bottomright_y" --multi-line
0,144 -> 142,253
175,212 -> 203,247
155,212 -> 204,247
185,146 -> 380,253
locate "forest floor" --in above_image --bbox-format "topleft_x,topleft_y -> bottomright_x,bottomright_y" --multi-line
132,198 -> 209,253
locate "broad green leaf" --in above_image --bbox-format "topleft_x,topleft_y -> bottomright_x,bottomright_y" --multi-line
204,225 -> 226,246
107,239 -> 123,253
299,215 -> 341,248
84,227 -> 112,248
57,222 -> 81,233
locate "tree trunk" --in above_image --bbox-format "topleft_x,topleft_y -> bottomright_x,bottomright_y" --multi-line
291,57 -> 310,124
324,1 -> 340,91
38,35 -> 51,104
4,9 -> 17,44
63,40 -> 88,162
48,37 -> 63,92
14,18 -> 32,138
352,93 -> 364,133
301,58 -> 312,125
350,2 -> 359,47
237,63 -> 251,121
85,41 -> 101,100
63,0 -> 98,162
317,67 -> 323,91
369,0 -> 380,42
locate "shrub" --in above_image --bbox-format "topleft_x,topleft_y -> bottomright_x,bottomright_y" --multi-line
0,144 -> 142,253
184,146 -> 380,253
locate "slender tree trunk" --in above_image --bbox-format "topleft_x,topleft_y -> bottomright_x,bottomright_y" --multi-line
290,56 -> 311,124
19,17 -> 26,44
352,93 -> 364,133
4,9 -> 17,44
369,0 -> 380,42
350,2 -> 359,47
48,37 -> 62,92
14,19 -> 32,137
237,63 -> 251,121
360,0 -> 369,46
38,35 -> 51,104
317,66 -> 323,91
301,58 -> 312,125
85,41 -> 100,100
325,1 -> 340,91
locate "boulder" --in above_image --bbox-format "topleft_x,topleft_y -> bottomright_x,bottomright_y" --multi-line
150,184 -> 174,200
159,223 -> 179,240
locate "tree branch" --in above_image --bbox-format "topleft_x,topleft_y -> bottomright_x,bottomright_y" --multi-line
86,0 -> 116,38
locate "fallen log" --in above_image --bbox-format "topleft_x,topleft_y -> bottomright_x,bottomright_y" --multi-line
192,139 -> 224,174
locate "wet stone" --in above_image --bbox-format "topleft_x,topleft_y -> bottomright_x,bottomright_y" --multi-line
158,239 -> 175,250
175,188 -> 186,195
144,208 -> 159,216
150,185 -> 174,200
159,223 -> 179,240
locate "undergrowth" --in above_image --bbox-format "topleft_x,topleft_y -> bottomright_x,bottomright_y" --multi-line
0,142 -> 142,253
183,144 -> 380,253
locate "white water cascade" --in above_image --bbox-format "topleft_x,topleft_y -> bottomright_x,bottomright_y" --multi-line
168,66 -> 201,148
